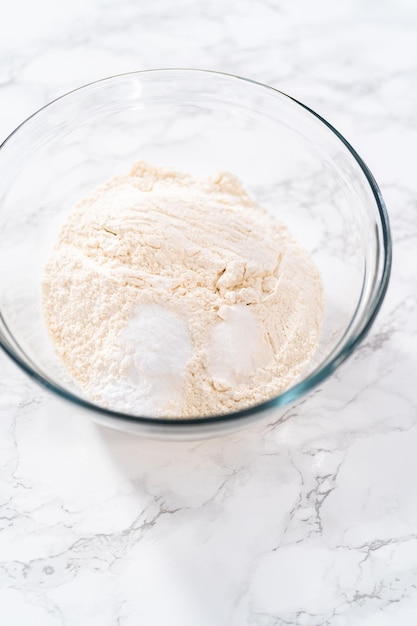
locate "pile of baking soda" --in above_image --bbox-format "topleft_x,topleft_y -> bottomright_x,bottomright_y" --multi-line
42,162 -> 323,417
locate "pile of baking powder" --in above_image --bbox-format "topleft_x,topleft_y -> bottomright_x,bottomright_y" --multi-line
42,161 -> 323,417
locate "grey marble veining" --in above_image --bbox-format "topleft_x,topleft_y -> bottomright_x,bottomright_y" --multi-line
1,0 -> 416,624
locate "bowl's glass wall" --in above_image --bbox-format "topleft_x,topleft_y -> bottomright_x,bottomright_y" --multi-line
0,71 -> 386,425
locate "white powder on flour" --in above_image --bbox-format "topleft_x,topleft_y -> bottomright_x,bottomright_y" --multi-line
42,161 -> 324,417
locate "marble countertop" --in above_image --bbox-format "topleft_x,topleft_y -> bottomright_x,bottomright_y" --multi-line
1,1 -> 416,624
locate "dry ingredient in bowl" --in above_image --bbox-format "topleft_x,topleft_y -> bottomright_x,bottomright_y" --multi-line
42,162 -> 323,417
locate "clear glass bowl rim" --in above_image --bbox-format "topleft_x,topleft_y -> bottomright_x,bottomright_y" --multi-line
0,68 -> 392,428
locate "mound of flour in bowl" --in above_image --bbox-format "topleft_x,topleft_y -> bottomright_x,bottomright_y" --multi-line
42,161 -> 323,417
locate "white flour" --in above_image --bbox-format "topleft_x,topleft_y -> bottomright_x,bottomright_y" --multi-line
42,161 -> 324,417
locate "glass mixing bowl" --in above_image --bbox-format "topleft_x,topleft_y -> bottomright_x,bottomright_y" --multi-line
0,69 -> 391,439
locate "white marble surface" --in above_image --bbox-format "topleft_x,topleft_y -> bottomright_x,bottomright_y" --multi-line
0,0 -> 416,624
